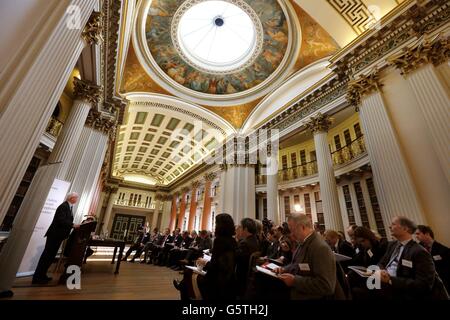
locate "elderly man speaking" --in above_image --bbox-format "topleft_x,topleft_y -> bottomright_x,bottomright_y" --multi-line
32,192 -> 80,284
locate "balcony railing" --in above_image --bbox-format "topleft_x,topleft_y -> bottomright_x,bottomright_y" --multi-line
255,136 -> 367,185
115,199 -> 152,209
45,117 -> 64,138
331,135 -> 366,166
256,161 -> 318,185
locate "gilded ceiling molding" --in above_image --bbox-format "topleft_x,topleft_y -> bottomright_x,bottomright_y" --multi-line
204,172 -> 217,182
305,113 -> 333,134
73,78 -> 103,105
82,11 -> 104,45
132,101 -> 227,136
346,71 -> 383,108
388,35 -> 450,75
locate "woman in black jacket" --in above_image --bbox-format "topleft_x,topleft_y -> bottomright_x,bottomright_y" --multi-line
196,213 -> 238,300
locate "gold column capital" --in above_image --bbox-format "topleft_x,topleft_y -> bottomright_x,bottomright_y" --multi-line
73,77 -> 103,105
82,11 -> 104,45
85,109 -> 117,138
388,34 -> 450,75
305,113 -> 333,134
204,172 -> 217,182
191,181 -> 201,189
346,71 -> 383,108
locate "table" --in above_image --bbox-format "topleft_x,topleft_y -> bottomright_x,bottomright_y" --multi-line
88,239 -> 125,274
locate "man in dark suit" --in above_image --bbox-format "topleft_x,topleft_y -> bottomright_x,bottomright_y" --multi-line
236,217 -> 260,297
324,229 -> 355,271
32,193 -> 80,284
276,214 -> 337,300
415,225 -> 450,292
377,217 -> 435,299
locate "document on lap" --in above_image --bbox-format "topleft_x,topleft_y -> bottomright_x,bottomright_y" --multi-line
348,266 -> 375,277
202,254 -> 211,262
186,265 -> 207,276
334,252 -> 352,262
256,265 -> 281,279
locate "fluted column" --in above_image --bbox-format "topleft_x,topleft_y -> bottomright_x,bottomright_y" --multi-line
169,194 -> 178,231
63,111 -> 113,223
0,3 -> 100,225
161,195 -> 172,231
348,72 -> 426,228
389,36 -> 450,183
306,113 -> 344,231
48,78 -> 102,178
188,182 -> 200,232
219,165 -> 256,224
266,155 -> 280,225
101,186 -> 118,236
177,188 -> 189,230
152,194 -> 162,230
201,173 -> 216,230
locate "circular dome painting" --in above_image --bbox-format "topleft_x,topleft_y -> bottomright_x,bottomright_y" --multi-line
135,0 -> 298,104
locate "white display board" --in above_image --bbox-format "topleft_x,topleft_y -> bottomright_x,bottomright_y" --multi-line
17,179 -> 70,277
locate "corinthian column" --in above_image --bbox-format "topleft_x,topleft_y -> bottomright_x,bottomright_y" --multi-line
347,72 -> 426,228
177,187 -> 189,230
101,186 -> 118,236
201,173 -> 216,231
306,113 -> 344,231
152,194 -> 162,230
169,194 -> 178,231
48,78 -> 102,178
187,181 -> 200,232
0,4 -> 100,225
389,35 -> 450,183
65,110 -> 114,223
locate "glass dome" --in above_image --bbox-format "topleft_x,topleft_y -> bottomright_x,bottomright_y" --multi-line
176,0 -> 257,73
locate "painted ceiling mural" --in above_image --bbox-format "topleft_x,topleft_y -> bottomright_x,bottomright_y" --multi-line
120,0 -> 339,128
144,0 -> 289,95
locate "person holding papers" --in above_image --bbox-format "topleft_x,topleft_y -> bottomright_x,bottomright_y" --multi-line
274,214 -> 337,300
376,217 -> 436,299
194,213 -> 237,300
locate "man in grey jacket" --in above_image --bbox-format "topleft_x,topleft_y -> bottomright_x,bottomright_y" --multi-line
276,214 -> 336,300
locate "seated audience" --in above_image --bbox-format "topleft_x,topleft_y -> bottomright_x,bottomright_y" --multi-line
180,230 -> 212,266
415,225 -> 450,292
324,229 -> 355,271
175,213 -> 237,300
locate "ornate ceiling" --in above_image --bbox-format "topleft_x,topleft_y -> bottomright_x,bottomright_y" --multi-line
111,0 -> 405,186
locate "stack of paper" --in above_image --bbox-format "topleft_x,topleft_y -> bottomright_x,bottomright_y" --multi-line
348,266 -> 375,277
334,252 -> 352,262
256,265 -> 280,278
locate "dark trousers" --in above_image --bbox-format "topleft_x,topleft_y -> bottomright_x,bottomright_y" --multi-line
33,236 -> 64,279
123,244 -> 141,260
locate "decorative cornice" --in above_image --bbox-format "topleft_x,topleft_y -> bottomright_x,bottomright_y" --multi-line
73,78 -> 103,105
346,71 -> 383,108
388,35 -> 450,75
82,11 -> 104,45
305,113 -> 333,134
204,172 -> 217,182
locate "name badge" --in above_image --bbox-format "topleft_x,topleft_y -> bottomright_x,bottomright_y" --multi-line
367,249 -> 373,258
433,255 -> 442,261
355,248 -> 360,254
299,263 -> 310,271
402,259 -> 413,268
